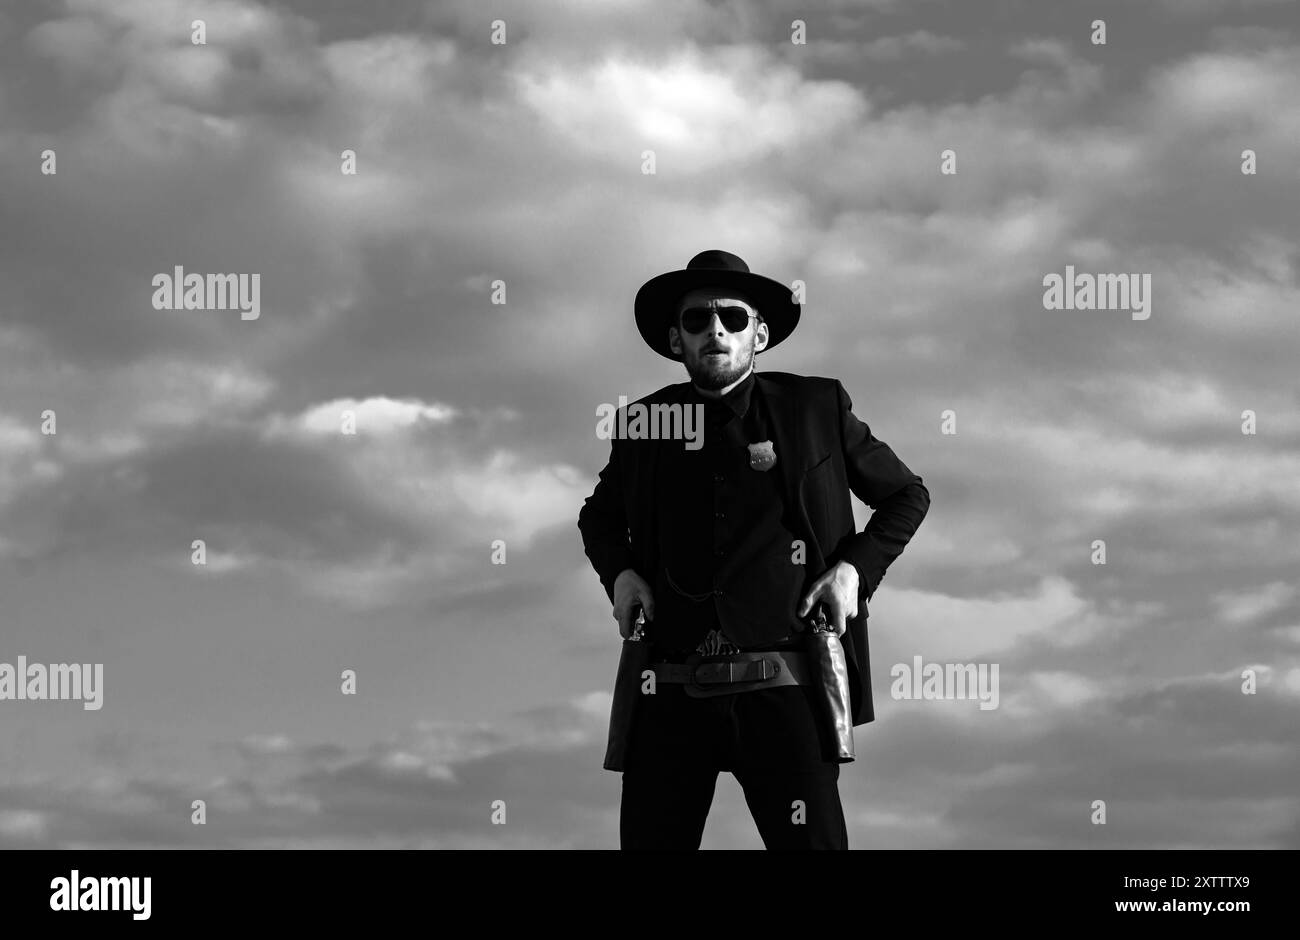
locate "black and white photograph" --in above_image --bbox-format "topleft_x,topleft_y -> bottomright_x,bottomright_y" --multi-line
0,0 -> 1295,919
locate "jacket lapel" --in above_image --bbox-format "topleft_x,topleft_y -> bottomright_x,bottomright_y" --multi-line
637,382 -> 691,572
754,374 -> 801,514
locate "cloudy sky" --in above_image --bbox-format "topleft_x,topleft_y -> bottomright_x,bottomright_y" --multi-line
1,0 -> 1297,849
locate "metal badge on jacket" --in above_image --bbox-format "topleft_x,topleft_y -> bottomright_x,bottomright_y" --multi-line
747,440 -> 776,471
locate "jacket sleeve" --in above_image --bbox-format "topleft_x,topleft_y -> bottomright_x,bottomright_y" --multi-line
828,379 -> 931,604
577,439 -> 638,604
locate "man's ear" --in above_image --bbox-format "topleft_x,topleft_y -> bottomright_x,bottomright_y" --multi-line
754,320 -> 769,352
668,325 -> 683,355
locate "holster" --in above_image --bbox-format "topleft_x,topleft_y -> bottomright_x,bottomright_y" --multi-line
602,615 -> 651,772
805,607 -> 856,763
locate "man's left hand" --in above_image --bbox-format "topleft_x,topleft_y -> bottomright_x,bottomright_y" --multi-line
797,561 -> 861,637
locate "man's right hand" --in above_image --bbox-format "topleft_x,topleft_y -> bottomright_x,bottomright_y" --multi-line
612,568 -> 655,639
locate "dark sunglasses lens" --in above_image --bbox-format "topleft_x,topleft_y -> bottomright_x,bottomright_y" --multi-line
718,308 -> 750,331
679,307 -> 751,334
680,308 -> 710,333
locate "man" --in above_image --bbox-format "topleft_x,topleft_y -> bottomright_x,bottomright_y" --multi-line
578,249 -> 931,849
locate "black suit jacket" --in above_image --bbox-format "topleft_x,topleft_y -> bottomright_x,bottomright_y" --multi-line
577,371 -> 931,725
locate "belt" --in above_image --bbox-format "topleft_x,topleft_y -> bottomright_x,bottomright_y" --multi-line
651,650 -> 812,698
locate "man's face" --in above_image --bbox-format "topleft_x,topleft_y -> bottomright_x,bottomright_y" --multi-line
669,287 -> 769,390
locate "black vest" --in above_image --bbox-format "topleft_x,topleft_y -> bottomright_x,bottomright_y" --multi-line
650,372 -> 807,653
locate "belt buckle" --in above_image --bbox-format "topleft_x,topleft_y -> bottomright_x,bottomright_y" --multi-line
682,652 -> 778,698
684,652 -> 709,691
684,652 -> 725,698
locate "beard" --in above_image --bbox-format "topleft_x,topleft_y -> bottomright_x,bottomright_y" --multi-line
684,340 -> 755,391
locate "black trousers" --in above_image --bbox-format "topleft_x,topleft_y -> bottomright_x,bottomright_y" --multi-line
620,680 -> 849,849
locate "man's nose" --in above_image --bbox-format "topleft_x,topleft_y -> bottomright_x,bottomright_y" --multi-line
706,311 -> 726,337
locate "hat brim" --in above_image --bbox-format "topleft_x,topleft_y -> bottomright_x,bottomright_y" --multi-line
634,268 -> 800,361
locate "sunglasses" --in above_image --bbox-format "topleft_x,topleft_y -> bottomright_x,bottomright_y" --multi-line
678,306 -> 758,334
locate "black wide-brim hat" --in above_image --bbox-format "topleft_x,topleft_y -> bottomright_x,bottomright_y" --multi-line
634,249 -> 801,361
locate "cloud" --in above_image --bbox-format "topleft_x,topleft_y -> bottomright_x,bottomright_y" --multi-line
5,663 -> 1296,849
0,414 -> 49,508
1147,47 -> 1300,136
862,666 -> 1300,848
877,576 -> 1098,660
0,692 -> 616,849
0,376 -> 588,607
1212,581 -> 1297,626
861,31 -> 964,60
0,810 -> 47,843
514,44 -> 866,171
1145,0 -> 1294,17
272,396 -> 458,437
28,0 -> 330,117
